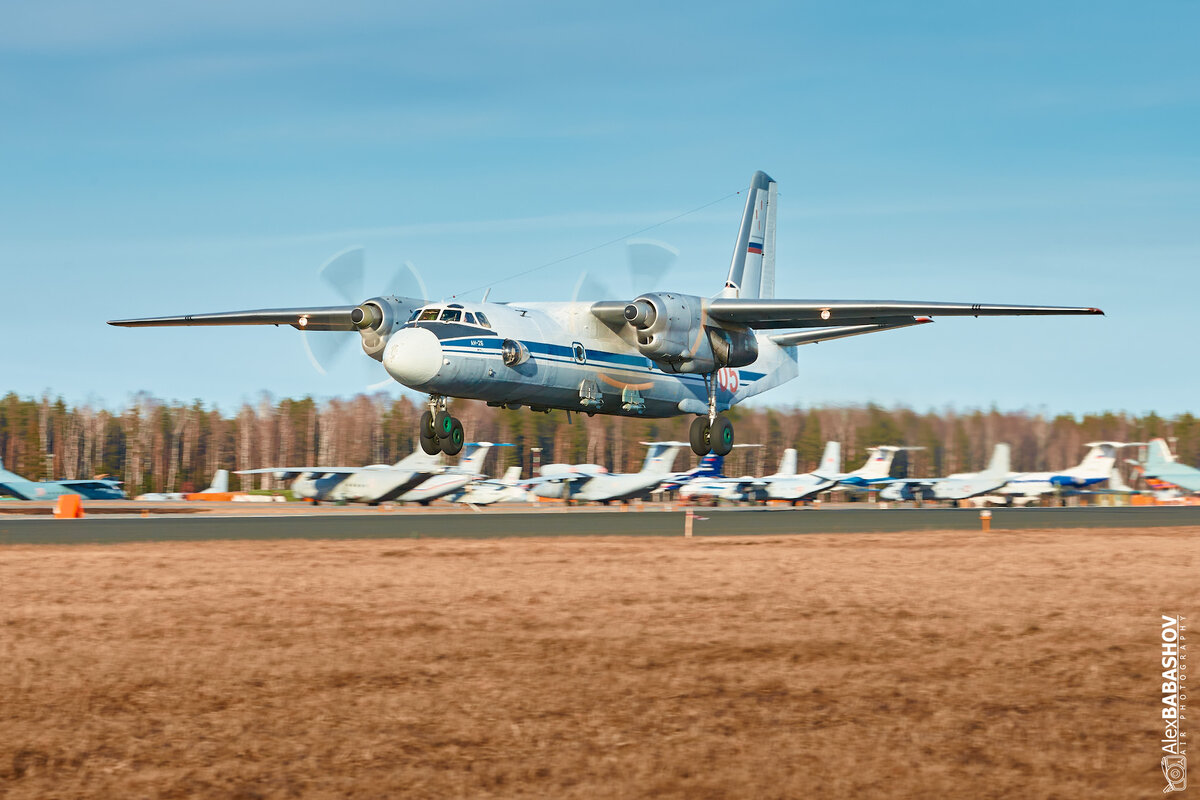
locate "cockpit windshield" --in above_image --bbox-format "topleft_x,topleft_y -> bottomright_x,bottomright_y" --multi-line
417,308 -> 440,322
439,309 -> 462,323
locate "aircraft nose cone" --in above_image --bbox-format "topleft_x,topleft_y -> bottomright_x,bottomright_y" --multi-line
384,327 -> 443,386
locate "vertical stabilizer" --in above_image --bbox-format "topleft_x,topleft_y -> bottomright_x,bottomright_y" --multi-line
777,448 -> 797,477
501,466 -> 522,484
853,447 -> 895,480
1108,466 -> 1132,493
981,444 -> 1011,479
457,443 -> 494,474
0,457 -> 25,482
720,171 -> 777,299
204,470 -> 229,493
1073,442 -> 1120,478
640,442 -> 685,475
1145,438 -> 1175,467
816,442 -> 841,477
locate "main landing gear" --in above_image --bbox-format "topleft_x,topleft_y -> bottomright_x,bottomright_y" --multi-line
419,396 -> 464,456
689,373 -> 734,457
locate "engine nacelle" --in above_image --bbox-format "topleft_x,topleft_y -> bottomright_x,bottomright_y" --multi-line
354,296 -> 421,361
623,293 -> 757,373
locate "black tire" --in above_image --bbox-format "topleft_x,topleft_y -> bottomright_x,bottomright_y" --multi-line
419,409 -> 436,439
711,415 -> 734,456
434,410 -> 454,439
442,418 -> 465,456
689,416 -> 711,456
419,432 -> 440,455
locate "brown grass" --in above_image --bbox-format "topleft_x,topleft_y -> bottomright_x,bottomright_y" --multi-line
2,528 -> 1196,799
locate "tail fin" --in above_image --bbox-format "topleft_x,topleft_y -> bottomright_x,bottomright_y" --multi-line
457,442 -> 494,474
696,453 -> 725,478
1108,466 -> 1132,493
0,456 -> 25,482
720,170 -> 777,300
1145,438 -> 1175,467
395,449 -> 443,470
815,442 -> 840,477
853,447 -> 896,480
776,448 -> 797,477
980,444 -> 1011,479
640,441 -> 685,474
501,466 -> 522,484
204,469 -> 229,493
1074,441 -> 1120,478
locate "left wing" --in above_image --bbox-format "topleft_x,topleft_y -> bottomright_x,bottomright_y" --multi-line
705,299 -> 1104,330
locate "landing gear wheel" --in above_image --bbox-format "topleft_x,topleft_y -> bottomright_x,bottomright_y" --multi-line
434,410 -> 454,439
711,415 -> 734,456
419,409 -> 436,439
419,431 -> 440,455
442,418 -> 465,456
690,416 -> 711,456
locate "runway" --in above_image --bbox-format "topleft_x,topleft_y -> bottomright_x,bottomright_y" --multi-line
2,504 -> 1199,545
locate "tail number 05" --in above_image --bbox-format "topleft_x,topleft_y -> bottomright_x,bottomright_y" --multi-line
716,368 -> 740,395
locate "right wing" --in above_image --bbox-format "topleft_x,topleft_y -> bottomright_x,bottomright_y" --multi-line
705,299 -> 1104,330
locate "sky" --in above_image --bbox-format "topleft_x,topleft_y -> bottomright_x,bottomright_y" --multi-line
1,1 -> 1197,415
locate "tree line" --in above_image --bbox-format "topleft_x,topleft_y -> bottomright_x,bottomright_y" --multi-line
0,391 -> 1195,495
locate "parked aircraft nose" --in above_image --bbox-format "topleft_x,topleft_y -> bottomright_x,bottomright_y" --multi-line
384,327 -> 443,386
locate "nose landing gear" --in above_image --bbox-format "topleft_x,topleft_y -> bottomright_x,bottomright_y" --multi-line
420,396 -> 464,456
689,373 -> 734,457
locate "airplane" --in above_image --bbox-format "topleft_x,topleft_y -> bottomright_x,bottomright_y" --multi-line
454,465 -> 530,505
109,170 -> 1103,458
0,457 -> 126,500
762,442 -> 845,502
530,441 -> 684,504
835,446 -> 923,490
656,452 -> 732,492
1130,438 -> 1200,493
137,469 -> 231,501
238,449 -> 445,505
991,442 -> 1129,502
372,442 -> 501,505
670,445 -> 766,502
879,443 -> 1011,502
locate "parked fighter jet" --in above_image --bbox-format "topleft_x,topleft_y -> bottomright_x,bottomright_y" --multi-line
238,450 -> 444,504
879,444 -> 1011,502
110,171 -> 1103,461
1130,438 -> 1200,493
531,441 -> 683,504
0,457 -> 125,500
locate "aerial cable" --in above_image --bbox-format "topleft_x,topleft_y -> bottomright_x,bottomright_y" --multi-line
453,189 -> 742,299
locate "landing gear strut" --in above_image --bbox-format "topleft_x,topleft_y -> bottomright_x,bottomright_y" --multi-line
689,374 -> 734,457
419,396 -> 464,456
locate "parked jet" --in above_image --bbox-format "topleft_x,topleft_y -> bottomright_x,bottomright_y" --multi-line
1131,438 -> 1200,493
110,170 -> 1103,460
531,441 -> 684,503
836,446 -> 923,490
657,452 -> 730,492
454,466 -> 530,506
879,443 -> 1011,502
138,469 -> 231,501
992,442 -> 1128,502
239,450 -> 444,504
0,457 -> 125,500
371,443 -> 500,505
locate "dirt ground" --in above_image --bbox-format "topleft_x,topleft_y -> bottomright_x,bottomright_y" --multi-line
1,528 -> 1195,799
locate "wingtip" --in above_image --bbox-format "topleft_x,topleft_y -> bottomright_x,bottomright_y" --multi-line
1089,308 -> 1105,316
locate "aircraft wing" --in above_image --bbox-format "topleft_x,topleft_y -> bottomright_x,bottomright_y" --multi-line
704,299 -> 1104,331
108,306 -> 359,331
237,467 -> 368,477
1145,470 -> 1200,493
58,479 -> 122,487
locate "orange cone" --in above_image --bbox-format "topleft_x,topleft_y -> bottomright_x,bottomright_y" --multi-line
53,494 -> 84,519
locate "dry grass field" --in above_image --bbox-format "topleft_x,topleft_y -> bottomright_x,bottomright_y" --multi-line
1,528 -> 1196,799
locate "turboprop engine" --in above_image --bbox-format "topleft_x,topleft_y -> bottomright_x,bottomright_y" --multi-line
348,296 -> 419,361
620,292 -> 758,374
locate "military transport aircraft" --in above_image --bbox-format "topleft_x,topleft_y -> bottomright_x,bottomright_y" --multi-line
109,171 -> 1104,457
530,441 -> 683,504
0,457 -> 126,500
1130,438 -> 1200,493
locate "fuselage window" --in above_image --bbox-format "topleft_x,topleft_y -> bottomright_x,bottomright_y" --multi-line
573,342 -> 586,363
440,309 -> 462,323
418,308 -> 440,322
475,312 -> 491,328
464,312 -> 476,325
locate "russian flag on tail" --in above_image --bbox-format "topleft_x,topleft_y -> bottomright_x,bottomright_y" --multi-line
747,241 -> 763,255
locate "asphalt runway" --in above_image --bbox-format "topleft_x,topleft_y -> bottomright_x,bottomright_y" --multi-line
1,505 -> 1199,545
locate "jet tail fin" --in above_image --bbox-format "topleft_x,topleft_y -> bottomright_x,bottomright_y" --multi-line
720,171 -> 777,299
777,448 -> 797,477
1074,441 -> 1120,478
981,444 -> 1011,480
1108,466 -> 1133,493
640,441 -> 686,475
816,442 -> 840,477
501,466 -> 522,484
205,470 -> 229,493
457,443 -> 494,474
1145,438 -> 1175,467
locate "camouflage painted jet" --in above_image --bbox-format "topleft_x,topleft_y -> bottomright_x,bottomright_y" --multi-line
0,457 -> 125,500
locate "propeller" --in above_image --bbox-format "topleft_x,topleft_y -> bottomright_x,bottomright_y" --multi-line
302,247 -> 430,389
570,238 -> 678,306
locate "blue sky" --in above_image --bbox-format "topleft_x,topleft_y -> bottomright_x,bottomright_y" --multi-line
1,1 -> 1197,414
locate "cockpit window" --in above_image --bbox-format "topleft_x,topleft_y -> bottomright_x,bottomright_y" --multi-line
464,312 -> 476,325
417,308 -> 440,322
475,312 -> 491,329
439,309 -> 462,323
408,309 -> 422,322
